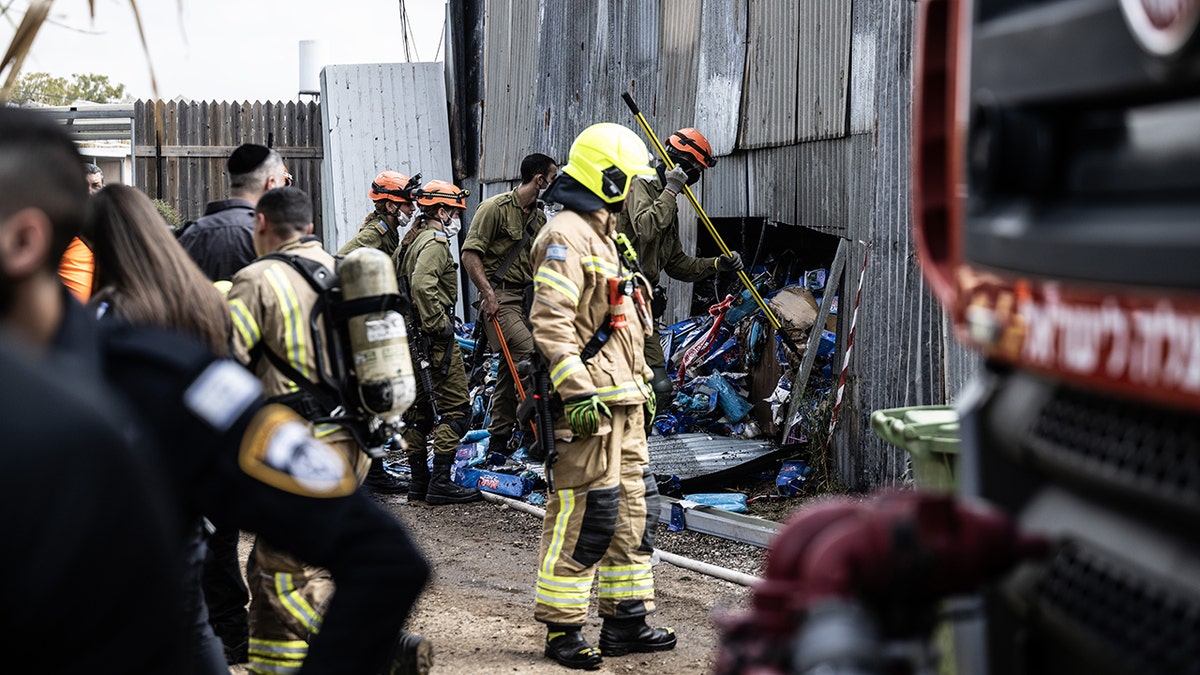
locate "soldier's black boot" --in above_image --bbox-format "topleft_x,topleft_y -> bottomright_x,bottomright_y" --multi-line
598,616 -> 677,656
387,630 -> 434,675
425,454 -> 483,505
544,625 -> 602,670
407,453 -> 430,502
363,458 -> 409,494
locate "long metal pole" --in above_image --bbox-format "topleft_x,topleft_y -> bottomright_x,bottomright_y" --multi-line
621,92 -> 801,358
490,316 -> 538,441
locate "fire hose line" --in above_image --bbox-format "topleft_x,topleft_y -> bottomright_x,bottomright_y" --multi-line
479,491 -> 761,587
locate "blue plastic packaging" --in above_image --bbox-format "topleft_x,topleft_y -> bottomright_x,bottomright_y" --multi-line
776,460 -> 812,496
705,373 -> 753,423
684,493 -> 749,513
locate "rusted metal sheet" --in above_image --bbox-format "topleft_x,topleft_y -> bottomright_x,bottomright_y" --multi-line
699,152 -> 750,219
695,0 -> 748,157
652,0 -> 701,141
739,1 -> 800,149
796,0 -> 853,141
479,0 -> 541,182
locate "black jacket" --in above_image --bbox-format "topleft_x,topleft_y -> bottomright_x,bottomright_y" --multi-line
177,199 -> 257,282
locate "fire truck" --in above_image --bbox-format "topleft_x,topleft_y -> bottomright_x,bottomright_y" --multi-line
717,1 -> 1200,672
913,0 -> 1200,671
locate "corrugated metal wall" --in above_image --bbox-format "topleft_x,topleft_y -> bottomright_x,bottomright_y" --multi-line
464,0 -> 979,490
133,99 -> 323,231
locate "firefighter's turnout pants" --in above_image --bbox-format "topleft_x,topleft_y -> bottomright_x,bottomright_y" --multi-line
247,438 -> 369,674
534,404 -> 660,626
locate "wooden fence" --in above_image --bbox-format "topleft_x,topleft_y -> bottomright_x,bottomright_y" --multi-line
133,100 -> 325,236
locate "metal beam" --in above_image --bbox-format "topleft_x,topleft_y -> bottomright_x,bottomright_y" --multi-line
658,496 -> 782,548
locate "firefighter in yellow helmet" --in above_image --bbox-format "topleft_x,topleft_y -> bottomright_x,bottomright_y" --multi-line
337,170 -> 420,257
530,123 -> 676,669
393,179 -> 483,505
614,127 -> 743,429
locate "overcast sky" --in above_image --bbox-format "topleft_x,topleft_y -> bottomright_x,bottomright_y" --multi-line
9,0 -> 446,102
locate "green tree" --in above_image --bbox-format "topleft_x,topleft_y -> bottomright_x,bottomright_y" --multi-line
9,71 -> 127,106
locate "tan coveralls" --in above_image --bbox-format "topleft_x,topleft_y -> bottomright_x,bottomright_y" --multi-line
227,238 -> 370,673
460,188 -> 545,449
529,206 -> 659,627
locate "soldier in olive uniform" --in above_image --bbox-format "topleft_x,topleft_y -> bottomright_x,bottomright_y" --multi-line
461,153 -> 558,454
394,180 -> 483,505
337,170 -> 419,258
614,127 -> 743,423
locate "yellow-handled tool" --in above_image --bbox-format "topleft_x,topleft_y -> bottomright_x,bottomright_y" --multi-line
621,92 -> 801,358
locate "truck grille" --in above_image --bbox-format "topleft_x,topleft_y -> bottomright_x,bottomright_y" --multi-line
1028,387 -> 1200,513
1035,544 -> 1200,674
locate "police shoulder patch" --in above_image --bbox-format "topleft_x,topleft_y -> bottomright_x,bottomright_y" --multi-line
184,360 -> 263,432
239,405 -> 356,498
546,244 -> 569,261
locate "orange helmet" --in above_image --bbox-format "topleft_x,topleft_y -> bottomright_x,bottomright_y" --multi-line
413,179 -> 469,211
368,171 -> 417,203
666,128 -> 717,168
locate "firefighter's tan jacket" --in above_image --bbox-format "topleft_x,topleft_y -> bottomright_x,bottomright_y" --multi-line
530,207 -> 654,437
227,238 -> 348,441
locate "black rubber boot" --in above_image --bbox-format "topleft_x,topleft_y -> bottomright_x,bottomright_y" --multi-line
544,627 -> 602,670
363,458 -> 409,494
407,454 -> 430,502
387,631 -> 434,675
598,617 -> 677,656
426,454 -> 483,505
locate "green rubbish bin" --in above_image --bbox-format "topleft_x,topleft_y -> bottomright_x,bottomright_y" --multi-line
870,405 -> 959,492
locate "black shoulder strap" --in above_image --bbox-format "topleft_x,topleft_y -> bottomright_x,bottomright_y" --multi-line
259,252 -> 336,294
487,211 -> 539,287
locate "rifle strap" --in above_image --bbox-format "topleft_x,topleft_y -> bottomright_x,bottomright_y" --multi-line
579,314 -> 614,363
487,209 -> 539,287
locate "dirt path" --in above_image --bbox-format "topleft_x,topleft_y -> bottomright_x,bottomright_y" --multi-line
380,495 -> 754,674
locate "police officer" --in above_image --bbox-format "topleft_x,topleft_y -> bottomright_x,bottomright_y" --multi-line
337,170 -> 420,258
0,106 -> 431,674
461,153 -> 558,454
529,123 -> 676,669
614,127 -> 743,422
394,180 -> 483,505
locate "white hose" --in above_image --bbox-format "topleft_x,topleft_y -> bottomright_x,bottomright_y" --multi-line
480,492 -> 761,587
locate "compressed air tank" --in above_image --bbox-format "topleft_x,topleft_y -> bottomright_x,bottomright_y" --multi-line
337,248 -> 416,425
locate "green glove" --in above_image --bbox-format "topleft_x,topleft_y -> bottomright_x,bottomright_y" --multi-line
564,394 -> 611,439
644,393 -> 657,424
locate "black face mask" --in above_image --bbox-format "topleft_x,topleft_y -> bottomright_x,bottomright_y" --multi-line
684,164 -> 703,186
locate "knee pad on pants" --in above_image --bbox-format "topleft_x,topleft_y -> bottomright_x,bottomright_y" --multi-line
572,486 -> 620,568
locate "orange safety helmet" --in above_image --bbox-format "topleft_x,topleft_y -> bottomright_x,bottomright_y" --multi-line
666,127 -> 717,168
368,171 -> 415,203
413,179 -> 469,211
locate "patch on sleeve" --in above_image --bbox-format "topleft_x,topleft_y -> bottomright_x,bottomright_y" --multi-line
374,219 -> 388,235
546,244 -> 569,261
184,360 -> 263,432
239,405 -> 356,498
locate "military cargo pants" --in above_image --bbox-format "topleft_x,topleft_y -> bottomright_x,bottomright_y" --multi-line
483,287 -> 534,451
533,404 -> 660,626
401,337 -> 471,462
247,437 -> 368,674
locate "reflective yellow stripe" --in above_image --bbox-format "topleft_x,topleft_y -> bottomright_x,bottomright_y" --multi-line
597,564 -> 654,598
534,267 -> 580,305
273,572 -> 323,634
264,264 -> 310,383
596,382 -> 644,402
537,572 -> 593,608
229,298 -> 261,349
551,355 -> 586,388
313,422 -> 340,438
581,255 -> 618,277
541,489 -> 575,577
247,657 -> 304,675
248,638 -> 309,658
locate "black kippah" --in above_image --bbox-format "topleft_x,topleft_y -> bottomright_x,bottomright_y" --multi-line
227,144 -> 271,175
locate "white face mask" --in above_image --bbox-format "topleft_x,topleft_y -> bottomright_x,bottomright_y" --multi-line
396,210 -> 412,229
442,215 -> 462,238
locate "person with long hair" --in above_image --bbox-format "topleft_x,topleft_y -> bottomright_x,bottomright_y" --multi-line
85,184 -> 231,357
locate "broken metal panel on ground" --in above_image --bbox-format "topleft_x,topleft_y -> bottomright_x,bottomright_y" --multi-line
648,433 -> 783,482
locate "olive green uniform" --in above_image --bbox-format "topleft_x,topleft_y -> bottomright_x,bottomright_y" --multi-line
615,174 -> 719,408
461,188 -> 545,450
394,220 -> 470,465
336,210 -> 404,258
